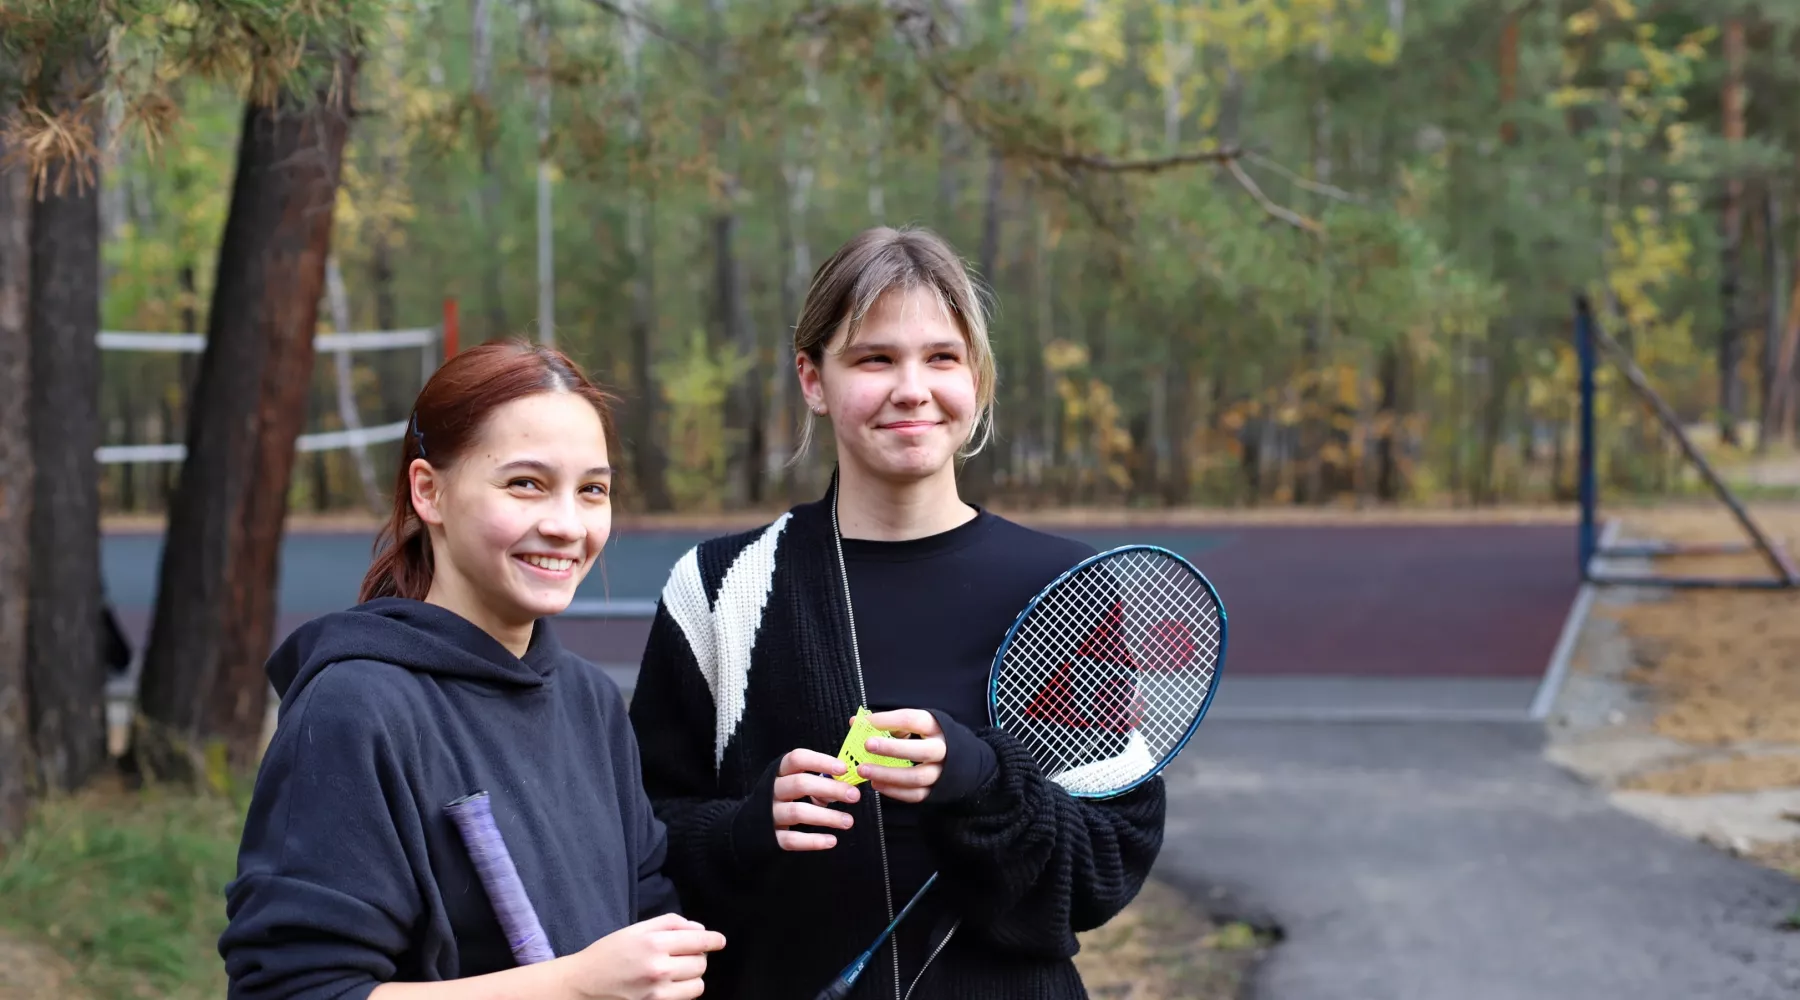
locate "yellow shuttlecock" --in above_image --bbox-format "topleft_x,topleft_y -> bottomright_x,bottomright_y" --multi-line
835,707 -> 914,785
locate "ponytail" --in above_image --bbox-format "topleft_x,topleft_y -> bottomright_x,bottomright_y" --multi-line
359,514 -> 433,603
359,419 -> 436,603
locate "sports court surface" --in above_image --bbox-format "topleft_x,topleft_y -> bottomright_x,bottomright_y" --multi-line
102,519 -> 1583,721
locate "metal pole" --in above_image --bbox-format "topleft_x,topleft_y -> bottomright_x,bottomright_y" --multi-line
1575,295 -> 1597,579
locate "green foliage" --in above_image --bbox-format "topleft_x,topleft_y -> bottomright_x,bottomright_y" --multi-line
0,785 -> 245,1000
60,0 -> 1800,510
657,327 -> 754,510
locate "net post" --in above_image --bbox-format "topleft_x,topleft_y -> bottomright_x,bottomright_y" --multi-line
1575,294 -> 1598,580
1585,297 -> 1800,587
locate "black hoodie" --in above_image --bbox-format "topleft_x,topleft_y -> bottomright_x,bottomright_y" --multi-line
218,598 -> 679,1000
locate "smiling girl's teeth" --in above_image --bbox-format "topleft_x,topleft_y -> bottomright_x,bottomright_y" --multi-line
521,555 -> 575,571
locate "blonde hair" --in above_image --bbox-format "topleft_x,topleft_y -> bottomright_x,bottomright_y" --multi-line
791,225 -> 997,462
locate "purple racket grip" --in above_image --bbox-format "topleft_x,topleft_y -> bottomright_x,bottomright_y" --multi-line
446,792 -> 556,966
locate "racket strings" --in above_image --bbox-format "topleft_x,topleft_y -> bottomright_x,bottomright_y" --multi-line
994,550 -> 1221,795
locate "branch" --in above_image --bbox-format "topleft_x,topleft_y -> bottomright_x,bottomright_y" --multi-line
1037,144 -> 1243,173
577,0 -> 703,56
1226,158 -> 1323,234
871,0 -> 1326,236
1242,150 -> 1362,203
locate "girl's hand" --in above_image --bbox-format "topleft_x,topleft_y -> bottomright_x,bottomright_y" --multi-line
562,912 -> 727,1000
859,710 -> 947,804
773,748 -> 859,851
369,913 -> 728,1000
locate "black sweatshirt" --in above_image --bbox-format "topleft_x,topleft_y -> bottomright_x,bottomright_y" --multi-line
218,598 -> 680,999
627,482 -> 1167,1000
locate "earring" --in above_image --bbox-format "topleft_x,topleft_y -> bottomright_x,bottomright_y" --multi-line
812,404 -> 826,415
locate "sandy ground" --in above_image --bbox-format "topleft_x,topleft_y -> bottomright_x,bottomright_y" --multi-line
1549,501 -> 1800,877
1606,504 -> 1800,751
0,936 -> 83,1000
1074,879 -> 1265,999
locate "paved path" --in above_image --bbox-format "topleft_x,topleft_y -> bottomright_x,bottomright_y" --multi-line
1158,720 -> 1800,1000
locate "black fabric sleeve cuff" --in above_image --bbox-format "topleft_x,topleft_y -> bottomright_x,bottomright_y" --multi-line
927,709 -> 998,805
729,756 -> 785,873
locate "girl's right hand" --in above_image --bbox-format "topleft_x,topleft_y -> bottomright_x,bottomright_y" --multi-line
563,913 -> 726,1000
773,748 -> 859,851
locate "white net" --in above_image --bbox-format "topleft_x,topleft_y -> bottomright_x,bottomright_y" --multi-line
95,328 -> 440,465
992,547 -> 1223,797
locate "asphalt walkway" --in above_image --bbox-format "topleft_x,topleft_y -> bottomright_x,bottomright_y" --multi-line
1158,720 -> 1800,1000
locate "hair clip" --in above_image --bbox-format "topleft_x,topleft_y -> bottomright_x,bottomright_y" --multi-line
410,413 -> 427,458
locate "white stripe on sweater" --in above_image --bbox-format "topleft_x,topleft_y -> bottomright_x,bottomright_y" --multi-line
660,513 -> 791,770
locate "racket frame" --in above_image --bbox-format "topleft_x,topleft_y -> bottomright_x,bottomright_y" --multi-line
986,543 -> 1228,799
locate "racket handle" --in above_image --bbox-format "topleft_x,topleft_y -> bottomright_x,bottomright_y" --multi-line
446,791 -> 556,966
812,958 -> 866,1000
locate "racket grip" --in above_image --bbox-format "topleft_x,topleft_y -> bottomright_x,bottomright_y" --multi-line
446,792 -> 556,966
812,951 -> 870,1000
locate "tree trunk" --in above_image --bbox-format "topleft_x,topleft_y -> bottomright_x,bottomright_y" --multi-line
529,0 -> 555,347
1375,343 -> 1404,501
1717,18 -> 1746,447
368,14 -> 404,337
471,0 -> 509,339
1299,7 -> 1333,504
776,47 -> 819,499
25,35 -> 109,794
867,102 -> 886,223
1498,13 -> 1519,147
622,4 -> 672,512
961,143 -> 1006,505
1771,220 -> 1800,444
135,52 -> 358,779
1159,366 -> 1192,505
0,123 -> 35,839
1475,336 -> 1516,506
935,0 -> 967,230
1761,186 -> 1785,450
707,0 -> 759,507
962,0 -> 1028,505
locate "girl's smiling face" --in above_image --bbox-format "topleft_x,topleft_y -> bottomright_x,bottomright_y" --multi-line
412,391 -> 612,644
799,286 -> 979,486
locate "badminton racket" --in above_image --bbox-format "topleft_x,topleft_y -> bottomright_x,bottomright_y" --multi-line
446,791 -> 556,966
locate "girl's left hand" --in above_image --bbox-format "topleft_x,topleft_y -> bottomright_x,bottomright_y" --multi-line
859,709 -> 947,803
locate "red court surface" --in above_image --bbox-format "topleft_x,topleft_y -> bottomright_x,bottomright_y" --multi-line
111,523 -> 1580,685
545,523 -> 1581,681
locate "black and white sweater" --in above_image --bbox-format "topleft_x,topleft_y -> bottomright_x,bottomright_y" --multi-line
627,483 -> 1166,1000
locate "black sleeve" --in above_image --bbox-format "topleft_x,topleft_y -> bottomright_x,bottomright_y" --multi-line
925,708 -> 997,804
627,602 -> 783,926
920,725 -> 1166,960
218,672 -> 423,1000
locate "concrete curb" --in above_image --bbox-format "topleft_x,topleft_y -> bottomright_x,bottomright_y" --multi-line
1528,517 -> 1621,721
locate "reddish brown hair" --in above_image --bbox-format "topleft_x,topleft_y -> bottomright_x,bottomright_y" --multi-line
359,340 -> 618,603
